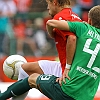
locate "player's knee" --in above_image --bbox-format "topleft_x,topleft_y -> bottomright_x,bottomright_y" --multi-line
28,73 -> 40,88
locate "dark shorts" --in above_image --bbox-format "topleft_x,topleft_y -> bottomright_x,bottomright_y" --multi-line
36,74 -> 74,100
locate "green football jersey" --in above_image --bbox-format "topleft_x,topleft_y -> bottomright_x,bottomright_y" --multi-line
61,22 -> 100,100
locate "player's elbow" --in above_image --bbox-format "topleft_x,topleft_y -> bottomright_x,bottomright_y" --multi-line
68,35 -> 77,42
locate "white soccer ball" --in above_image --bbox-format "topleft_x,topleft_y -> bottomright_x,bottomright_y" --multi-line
3,55 -> 27,80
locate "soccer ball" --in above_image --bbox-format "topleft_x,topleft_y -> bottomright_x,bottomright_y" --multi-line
3,55 -> 27,80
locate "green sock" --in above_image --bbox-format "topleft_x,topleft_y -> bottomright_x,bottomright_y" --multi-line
0,77 -> 31,100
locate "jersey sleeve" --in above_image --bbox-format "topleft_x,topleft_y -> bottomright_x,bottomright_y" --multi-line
67,21 -> 88,37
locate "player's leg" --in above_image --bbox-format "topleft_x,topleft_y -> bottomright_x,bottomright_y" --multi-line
0,73 -> 40,100
0,77 -> 32,100
13,60 -> 62,100
11,64 -> 29,100
0,73 -> 74,100
21,61 -> 44,76
12,61 -> 44,100
18,60 -> 62,81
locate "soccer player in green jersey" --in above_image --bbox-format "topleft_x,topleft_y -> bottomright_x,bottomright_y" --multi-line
0,5 -> 100,100
46,5 -> 100,100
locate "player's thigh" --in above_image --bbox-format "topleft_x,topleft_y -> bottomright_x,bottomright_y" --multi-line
38,60 -> 62,77
22,60 -> 62,77
36,74 -> 74,100
21,61 -> 44,75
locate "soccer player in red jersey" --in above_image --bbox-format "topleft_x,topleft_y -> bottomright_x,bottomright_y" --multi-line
47,0 -> 82,73
10,0 -> 82,99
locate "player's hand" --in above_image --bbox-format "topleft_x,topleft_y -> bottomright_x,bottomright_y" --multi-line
56,77 -> 63,86
62,68 -> 70,84
56,68 -> 70,85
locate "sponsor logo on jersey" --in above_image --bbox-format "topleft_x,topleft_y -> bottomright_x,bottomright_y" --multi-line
76,66 -> 97,80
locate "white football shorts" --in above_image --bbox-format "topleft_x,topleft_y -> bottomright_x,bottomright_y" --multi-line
38,60 -> 62,77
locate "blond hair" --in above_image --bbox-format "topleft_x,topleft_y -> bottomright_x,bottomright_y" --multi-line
48,0 -> 70,6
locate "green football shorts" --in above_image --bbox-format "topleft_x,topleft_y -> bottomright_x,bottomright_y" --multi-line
36,74 -> 74,100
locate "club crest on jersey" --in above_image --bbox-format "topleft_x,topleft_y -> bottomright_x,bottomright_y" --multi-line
59,17 -> 62,20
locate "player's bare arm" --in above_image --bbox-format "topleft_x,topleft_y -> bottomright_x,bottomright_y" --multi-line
46,19 -> 70,31
63,35 -> 76,82
56,35 -> 77,85
46,21 -> 55,38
